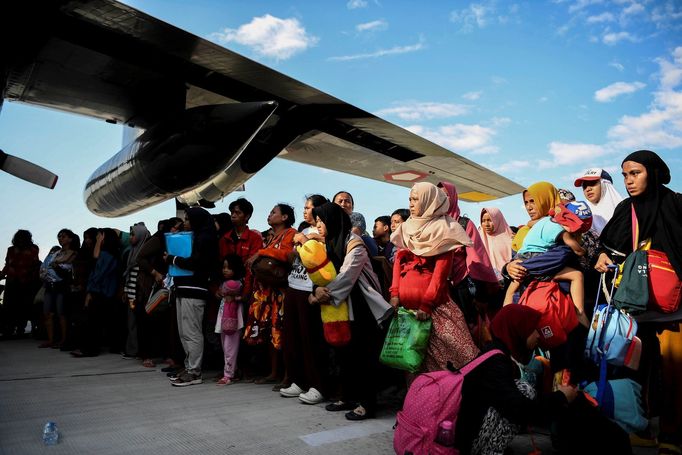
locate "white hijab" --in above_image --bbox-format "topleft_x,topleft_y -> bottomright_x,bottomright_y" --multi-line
587,178 -> 624,235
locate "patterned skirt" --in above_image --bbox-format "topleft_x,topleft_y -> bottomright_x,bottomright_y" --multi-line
243,284 -> 285,349
423,300 -> 479,372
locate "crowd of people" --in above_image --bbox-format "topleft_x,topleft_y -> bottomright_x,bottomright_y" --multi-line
1,149 -> 681,454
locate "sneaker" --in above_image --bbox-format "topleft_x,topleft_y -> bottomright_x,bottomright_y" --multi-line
168,369 -> 186,381
279,383 -> 304,397
216,376 -> 233,386
171,372 -> 202,387
299,387 -> 324,405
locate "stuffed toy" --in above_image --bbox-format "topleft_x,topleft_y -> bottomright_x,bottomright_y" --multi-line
296,240 -> 351,347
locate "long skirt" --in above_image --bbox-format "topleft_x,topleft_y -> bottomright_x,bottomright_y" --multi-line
423,300 -> 479,372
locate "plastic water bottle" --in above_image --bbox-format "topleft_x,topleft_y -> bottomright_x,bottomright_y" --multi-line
42,421 -> 59,445
434,420 -> 455,447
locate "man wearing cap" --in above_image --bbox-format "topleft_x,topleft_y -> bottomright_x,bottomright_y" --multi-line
573,168 -> 624,236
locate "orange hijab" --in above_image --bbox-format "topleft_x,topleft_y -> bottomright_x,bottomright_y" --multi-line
391,182 -> 472,257
511,182 -> 560,252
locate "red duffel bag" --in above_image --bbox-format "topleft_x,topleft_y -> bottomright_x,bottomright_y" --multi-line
518,280 -> 578,350
648,249 -> 682,313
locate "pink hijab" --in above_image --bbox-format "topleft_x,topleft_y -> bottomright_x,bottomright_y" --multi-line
438,182 -> 499,284
478,207 -> 514,281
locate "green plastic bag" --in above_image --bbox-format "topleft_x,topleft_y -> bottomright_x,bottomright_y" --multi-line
379,308 -> 432,373
613,250 -> 649,314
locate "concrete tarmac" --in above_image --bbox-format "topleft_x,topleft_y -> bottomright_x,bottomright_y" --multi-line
0,338 -> 657,454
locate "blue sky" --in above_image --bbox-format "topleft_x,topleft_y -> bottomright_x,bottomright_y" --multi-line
1,0 -> 681,259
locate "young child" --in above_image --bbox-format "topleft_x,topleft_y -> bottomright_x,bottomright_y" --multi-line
504,201 -> 592,328
214,254 -> 245,385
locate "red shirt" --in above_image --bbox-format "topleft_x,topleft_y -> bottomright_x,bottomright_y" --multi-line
219,228 -> 263,264
390,249 -> 454,314
219,227 -> 263,300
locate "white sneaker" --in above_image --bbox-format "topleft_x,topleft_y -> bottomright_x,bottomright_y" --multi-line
299,387 -> 324,404
279,383 -> 304,397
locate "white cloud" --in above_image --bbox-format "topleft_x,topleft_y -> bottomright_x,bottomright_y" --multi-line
651,3 -> 682,29
328,40 -> 425,61
376,101 -> 469,121
606,47 -> 682,151
492,160 -> 531,173
609,61 -> 625,72
621,2 -> 644,16
212,15 -> 318,60
356,19 -> 388,32
602,31 -> 637,45
406,123 -> 499,154
347,0 -> 368,9
658,48 -> 682,89
462,91 -> 482,100
491,76 -> 508,86
450,2 -> 496,33
568,0 -> 604,14
541,142 -> 608,168
586,12 -> 614,23
490,117 -> 512,127
594,81 -> 646,102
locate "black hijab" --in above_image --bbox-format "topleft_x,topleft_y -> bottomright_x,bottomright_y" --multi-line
313,202 -> 352,270
600,150 -> 682,278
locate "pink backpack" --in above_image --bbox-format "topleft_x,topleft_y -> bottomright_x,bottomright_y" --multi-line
393,350 -> 503,455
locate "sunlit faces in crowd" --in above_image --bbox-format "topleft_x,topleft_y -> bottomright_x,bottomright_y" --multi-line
390,208 -> 409,232
480,210 -> 494,235
523,192 -> 540,220
333,191 -> 354,216
315,217 -> 328,238
581,180 -> 601,204
622,161 -> 648,197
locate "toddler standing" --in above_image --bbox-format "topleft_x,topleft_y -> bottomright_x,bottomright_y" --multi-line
215,255 -> 245,385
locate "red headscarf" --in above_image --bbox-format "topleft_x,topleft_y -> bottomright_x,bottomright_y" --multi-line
490,305 -> 542,363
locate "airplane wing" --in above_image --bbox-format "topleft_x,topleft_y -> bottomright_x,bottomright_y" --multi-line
1,0 -> 523,216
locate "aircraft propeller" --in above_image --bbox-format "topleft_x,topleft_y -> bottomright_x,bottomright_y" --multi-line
0,150 -> 58,189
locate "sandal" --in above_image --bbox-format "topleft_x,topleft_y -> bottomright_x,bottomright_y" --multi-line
254,376 -> 278,385
325,401 -> 356,412
217,376 -> 234,386
142,359 -> 155,368
345,405 -> 374,421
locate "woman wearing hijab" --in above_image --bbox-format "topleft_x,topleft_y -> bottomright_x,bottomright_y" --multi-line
574,168 -> 624,236
122,223 -> 151,359
455,304 -> 631,454
391,182 -> 479,373
479,207 -> 514,283
307,202 -> 392,421
437,182 -> 500,333
165,207 -> 220,387
505,182 -> 561,282
596,150 -> 682,454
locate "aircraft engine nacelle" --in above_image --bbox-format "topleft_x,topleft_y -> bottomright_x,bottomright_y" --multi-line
84,101 -> 277,217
